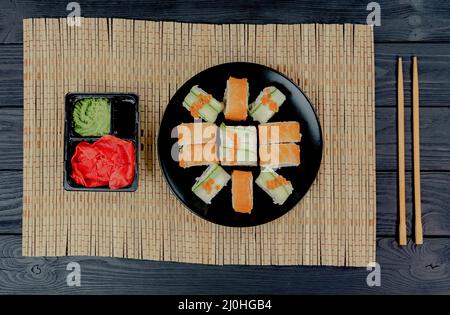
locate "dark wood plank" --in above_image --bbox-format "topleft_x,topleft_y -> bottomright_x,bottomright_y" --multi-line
0,45 -> 22,108
1,170 -> 450,236
0,234 -> 21,257
2,0 -> 450,43
376,107 -> 450,171
2,43 -> 450,108
376,171 -> 450,237
0,108 -> 22,169
0,171 -> 21,234
375,43 -> 450,108
0,235 -> 448,294
2,107 -> 450,171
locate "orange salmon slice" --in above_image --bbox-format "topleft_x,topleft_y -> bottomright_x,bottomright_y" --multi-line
258,121 -> 301,144
259,143 -> 300,167
224,76 -> 248,121
179,143 -> 218,168
231,170 -> 253,213
177,122 -> 217,145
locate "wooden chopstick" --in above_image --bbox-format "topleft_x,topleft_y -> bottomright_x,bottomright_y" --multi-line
412,56 -> 423,245
397,57 -> 407,246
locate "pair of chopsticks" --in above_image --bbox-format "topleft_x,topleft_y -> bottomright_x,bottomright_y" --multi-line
397,56 -> 423,246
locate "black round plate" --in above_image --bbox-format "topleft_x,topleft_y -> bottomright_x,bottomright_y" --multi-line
157,62 -> 322,227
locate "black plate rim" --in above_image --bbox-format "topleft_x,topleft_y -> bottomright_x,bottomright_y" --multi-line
157,61 -> 323,227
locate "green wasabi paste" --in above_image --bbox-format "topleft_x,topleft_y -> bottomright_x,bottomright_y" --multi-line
73,97 -> 111,136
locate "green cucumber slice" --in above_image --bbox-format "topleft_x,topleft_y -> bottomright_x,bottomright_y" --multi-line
258,169 -> 291,196
249,88 -> 282,115
198,104 -> 219,122
192,165 -> 221,192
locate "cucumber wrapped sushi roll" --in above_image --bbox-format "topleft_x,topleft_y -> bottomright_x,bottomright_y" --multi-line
255,168 -> 293,205
192,164 -> 231,204
249,86 -> 286,123
219,123 -> 257,166
183,85 -> 223,123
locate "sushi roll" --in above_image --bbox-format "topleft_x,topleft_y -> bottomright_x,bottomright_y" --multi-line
179,143 -> 219,168
223,76 -> 249,121
183,85 -> 223,122
177,122 -> 217,146
259,143 -> 300,168
219,124 -> 257,166
192,164 -> 231,204
231,170 -> 253,213
249,86 -> 286,123
258,121 -> 301,144
255,168 -> 293,205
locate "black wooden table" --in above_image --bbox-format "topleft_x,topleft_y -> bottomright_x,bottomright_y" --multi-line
0,0 -> 449,294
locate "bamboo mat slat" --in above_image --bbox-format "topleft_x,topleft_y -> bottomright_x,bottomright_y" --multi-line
22,18 -> 376,267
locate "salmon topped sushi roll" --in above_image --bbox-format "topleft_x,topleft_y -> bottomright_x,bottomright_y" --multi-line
223,76 -> 249,121
179,143 -> 218,168
177,122 -> 217,146
231,170 -> 253,214
258,121 -> 301,145
259,143 -> 300,168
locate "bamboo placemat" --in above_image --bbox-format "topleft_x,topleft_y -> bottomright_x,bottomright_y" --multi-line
22,18 -> 376,267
